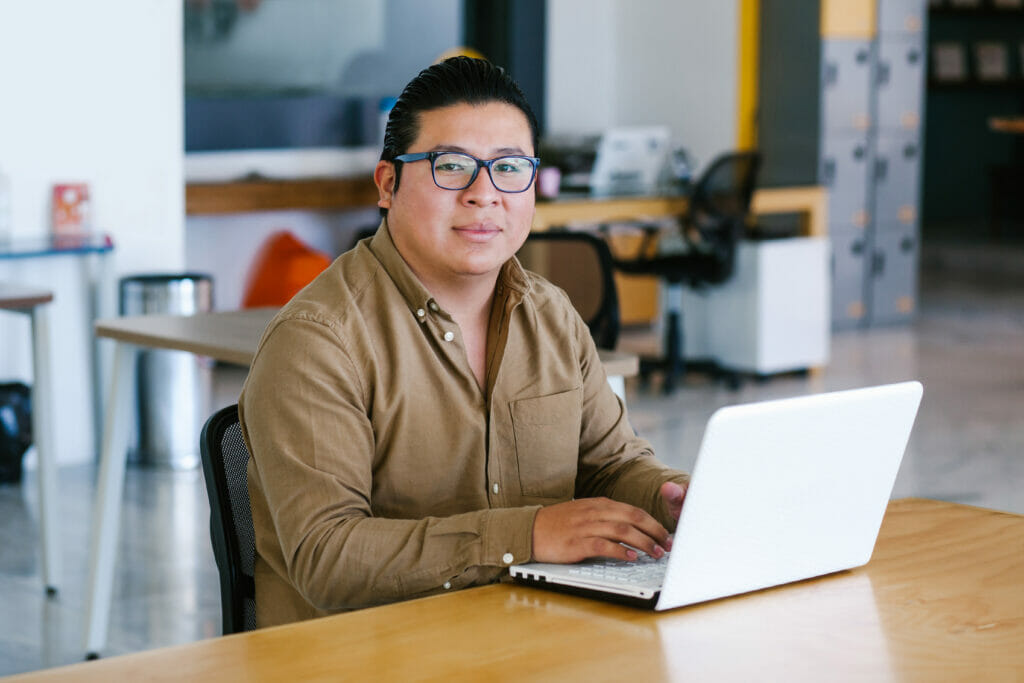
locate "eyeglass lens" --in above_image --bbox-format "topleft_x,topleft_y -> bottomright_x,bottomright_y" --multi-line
432,153 -> 535,192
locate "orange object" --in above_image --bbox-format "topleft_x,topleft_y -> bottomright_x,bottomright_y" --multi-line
242,231 -> 332,308
52,183 -> 91,237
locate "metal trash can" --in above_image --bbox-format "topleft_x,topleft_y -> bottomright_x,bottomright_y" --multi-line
120,273 -> 213,469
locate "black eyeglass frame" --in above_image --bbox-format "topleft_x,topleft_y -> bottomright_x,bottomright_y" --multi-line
393,151 -> 541,193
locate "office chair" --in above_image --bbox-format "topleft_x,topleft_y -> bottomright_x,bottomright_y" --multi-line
199,403 -> 257,635
609,150 -> 762,392
518,230 -> 621,350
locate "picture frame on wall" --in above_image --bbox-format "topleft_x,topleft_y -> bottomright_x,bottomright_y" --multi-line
932,42 -> 967,81
974,42 -> 1009,81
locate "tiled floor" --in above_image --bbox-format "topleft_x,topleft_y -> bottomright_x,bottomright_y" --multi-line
1,241 -> 1022,676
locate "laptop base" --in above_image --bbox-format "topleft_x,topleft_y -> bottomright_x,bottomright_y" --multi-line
511,574 -> 661,610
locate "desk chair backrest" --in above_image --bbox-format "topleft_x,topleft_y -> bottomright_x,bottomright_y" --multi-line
199,404 -> 257,634
682,150 -> 762,284
518,231 -> 621,350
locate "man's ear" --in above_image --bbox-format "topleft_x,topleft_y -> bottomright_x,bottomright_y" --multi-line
374,160 -> 396,210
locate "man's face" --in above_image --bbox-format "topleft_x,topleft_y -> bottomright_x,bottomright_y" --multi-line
374,101 -> 536,291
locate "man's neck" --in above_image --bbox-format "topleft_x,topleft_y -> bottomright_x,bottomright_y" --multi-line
422,270 -> 501,325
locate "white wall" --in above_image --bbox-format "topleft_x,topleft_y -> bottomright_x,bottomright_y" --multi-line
546,0 -> 739,172
0,1 -> 184,465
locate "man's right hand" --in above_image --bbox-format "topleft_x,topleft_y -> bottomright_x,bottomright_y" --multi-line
531,497 -> 672,564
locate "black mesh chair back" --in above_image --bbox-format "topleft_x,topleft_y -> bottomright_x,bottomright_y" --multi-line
518,231 -> 621,350
199,404 -> 257,634
685,151 -> 762,276
690,151 -> 761,226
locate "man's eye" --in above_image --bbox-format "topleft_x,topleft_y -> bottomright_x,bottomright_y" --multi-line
436,162 -> 471,173
494,160 -> 526,174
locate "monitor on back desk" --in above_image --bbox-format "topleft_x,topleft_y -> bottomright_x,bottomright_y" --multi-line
589,126 -> 671,196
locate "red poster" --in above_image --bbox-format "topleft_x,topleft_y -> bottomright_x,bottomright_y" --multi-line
52,183 -> 91,237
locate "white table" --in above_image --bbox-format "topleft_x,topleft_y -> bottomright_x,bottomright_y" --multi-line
83,307 -> 638,657
0,284 -> 59,594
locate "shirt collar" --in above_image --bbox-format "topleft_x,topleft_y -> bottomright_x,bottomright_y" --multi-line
368,219 -> 533,316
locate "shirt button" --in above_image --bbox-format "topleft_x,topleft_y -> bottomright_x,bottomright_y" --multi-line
492,482 -> 499,494
429,301 -> 439,312
443,331 -> 455,342
502,553 -> 514,565
443,581 -> 452,590
416,308 -> 426,320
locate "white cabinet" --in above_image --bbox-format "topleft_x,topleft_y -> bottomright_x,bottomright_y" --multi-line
679,238 -> 831,375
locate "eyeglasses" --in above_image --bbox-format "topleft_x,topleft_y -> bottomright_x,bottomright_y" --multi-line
393,151 -> 540,193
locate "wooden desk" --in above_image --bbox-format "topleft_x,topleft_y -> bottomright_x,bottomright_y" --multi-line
26,499 -> 1024,681
533,186 -> 826,325
989,116 -> 1024,134
0,284 -> 59,595
533,185 -> 827,237
82,308 -> 638,657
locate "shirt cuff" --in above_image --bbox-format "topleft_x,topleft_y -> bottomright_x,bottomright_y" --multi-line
482,506 -> 541,567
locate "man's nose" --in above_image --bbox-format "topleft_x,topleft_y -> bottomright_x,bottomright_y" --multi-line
461,167 -> 500,205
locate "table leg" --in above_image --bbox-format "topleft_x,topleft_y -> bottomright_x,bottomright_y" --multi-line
83,341 -> 136,659
30,304 -> 60,595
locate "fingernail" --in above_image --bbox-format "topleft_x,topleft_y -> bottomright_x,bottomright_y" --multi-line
653,545 -> 664,557
626,549 -> 638,560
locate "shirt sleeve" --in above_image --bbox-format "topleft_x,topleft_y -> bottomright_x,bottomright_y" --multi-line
241,317 -> 539,611
568,311 -> 691,531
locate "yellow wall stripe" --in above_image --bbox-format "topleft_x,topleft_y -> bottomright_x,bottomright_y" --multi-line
737,0 -> 759,150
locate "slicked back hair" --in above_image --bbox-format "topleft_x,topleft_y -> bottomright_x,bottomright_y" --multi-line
378,56 -> 539,214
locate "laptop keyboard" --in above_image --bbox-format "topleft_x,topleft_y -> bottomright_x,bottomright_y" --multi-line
567,552 -> 669,588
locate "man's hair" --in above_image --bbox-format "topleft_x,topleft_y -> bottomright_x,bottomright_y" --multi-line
379,56 -> 539,211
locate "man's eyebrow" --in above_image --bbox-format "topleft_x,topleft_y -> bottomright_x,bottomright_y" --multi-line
427,144 -> 529,156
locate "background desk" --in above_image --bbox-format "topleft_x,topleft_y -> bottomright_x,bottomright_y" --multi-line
83,307 -> 637,657
0,234 -> 115,464
532,185 -> 826,236
0,284 -> 59,594
533,186 -> 826,326
27,498 -> 1024,681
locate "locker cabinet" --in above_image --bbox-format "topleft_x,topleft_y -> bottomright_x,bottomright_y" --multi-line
821,134 -> 872,230
873,134 -> 922,229
868,225 -> 918,324
759,0 -> 926,331
875,35 -> 925,133
821,40 -> 874,133
831,228 -> 870,329
877,0 -> 925,36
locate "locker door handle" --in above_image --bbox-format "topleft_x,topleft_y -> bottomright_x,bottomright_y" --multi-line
903,144 -> 917,159
874,158 -> 889,182
876,62 -> 891,86
851,240 -> 865,256
822,158 -> 836,185
872,250 -> 886,276
824,62 -> 838,87
900,237 -> 915,252
907,49 -> 921,65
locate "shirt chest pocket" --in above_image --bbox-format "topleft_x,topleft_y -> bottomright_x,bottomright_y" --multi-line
510,388 -> 582,499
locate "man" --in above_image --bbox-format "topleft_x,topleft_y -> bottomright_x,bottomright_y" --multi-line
239,57 -> 689,627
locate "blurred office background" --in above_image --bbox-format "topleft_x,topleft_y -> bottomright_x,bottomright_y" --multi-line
1,0 -> 1022,675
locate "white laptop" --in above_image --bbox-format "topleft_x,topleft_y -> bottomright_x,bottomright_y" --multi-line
589,126 -> 671,195
509,381 -> 923,610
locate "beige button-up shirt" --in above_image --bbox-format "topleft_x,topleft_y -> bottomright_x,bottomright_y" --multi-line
239,223 -> 689,627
